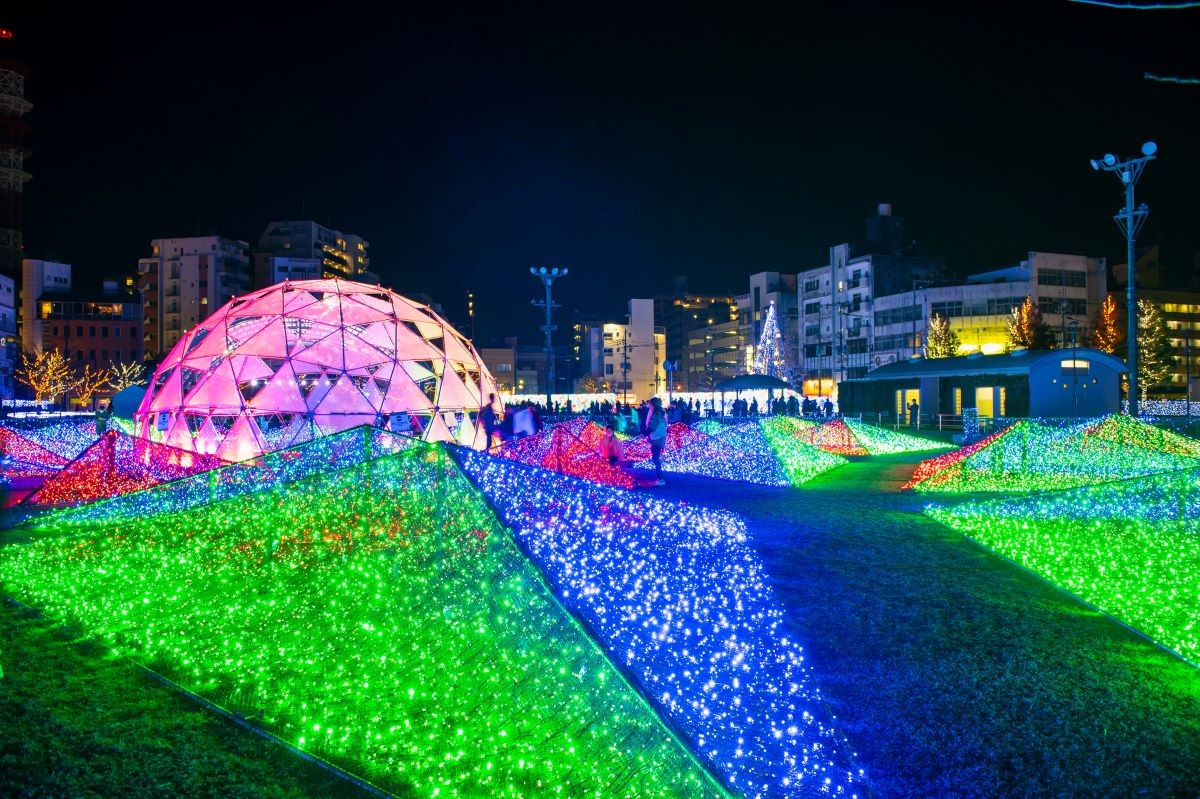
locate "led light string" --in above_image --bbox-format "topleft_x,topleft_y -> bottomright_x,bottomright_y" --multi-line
906,417 -> 1200,494
456,450 -> 863,798
0,445 -> 724,798
25,425 -> 415,532
25,431 -> 227,506
0,425 -> 71,477
926,464 -> 1200,666
841,419 -> 951,455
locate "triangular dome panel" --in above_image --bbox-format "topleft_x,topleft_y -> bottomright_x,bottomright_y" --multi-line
135,279 -> 500,460
215,414 -> 265,462
249,371 -> 310,413
314,374 -> 378,416
148,368 -> 185,412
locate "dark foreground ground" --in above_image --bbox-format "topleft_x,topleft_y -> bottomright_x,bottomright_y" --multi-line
655,454 -> 1200,798
2,453 -> 1199,798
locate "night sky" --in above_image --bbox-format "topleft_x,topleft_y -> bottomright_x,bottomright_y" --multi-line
5,2 -> 1199,342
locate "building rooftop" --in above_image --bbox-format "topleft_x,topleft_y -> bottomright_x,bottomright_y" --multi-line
848,348 -> 1127,380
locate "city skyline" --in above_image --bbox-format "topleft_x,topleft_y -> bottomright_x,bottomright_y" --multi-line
4,3 -> 1199,342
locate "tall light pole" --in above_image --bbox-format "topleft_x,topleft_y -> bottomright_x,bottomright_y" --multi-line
1069,319 -> 1080,419
530,266 -> 567,410
664,360 -> 679,403
1091,141 -> 1156,417
1186,335 -> 1192,421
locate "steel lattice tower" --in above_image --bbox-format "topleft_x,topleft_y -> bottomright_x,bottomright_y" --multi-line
0,30 -> 31,279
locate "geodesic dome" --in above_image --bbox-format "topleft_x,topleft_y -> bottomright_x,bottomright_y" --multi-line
136,279 -> 498,461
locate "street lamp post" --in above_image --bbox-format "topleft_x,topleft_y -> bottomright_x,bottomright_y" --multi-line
705,335 -> 715,414
620,331 -> 631,407
1069,319 -> 1080,419
663,360 -> 679,403
1186,335 -> 1192,421
530,266 -> 567,411
1090,141 -> 1157,417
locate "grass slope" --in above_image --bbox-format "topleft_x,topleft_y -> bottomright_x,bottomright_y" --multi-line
648,455 -> 1200,798
0,600 -> 371,799
0,446 -> 721,798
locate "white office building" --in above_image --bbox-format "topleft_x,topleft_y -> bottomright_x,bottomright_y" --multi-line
585,298 -> 666,403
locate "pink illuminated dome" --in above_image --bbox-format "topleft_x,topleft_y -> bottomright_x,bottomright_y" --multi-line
136,279 -> 499,460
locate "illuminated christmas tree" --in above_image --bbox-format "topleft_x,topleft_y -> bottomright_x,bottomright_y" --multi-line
1089,294 -> 1123,354
752,301 -> 786,378
924,312 -> 961,358
1137,298 -> 1175,400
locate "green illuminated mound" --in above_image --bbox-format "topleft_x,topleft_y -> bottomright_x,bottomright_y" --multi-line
926,468 -> 1200,666
911,419 -> 1200,493
842,419 -> 952,454
0,445 -> 723,798
21,425 -> 415,531
1084,413 -> 1200,457
756,418 -> 847,485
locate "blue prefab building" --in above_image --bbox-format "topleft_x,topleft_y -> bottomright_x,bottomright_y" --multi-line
837,348 -> 1127,420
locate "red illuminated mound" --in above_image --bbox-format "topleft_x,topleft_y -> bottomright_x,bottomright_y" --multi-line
497,419 -> 637,488
801,418 -> 869,456
620,422 -> 708,462
26,431 -> 229,506
0,426 -> 70,477
901,426 -> 1014,491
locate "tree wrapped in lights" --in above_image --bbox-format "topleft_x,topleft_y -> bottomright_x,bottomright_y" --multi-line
18,349 -> 70,403
108,361 -> 147,393
1137,298 -> 1175,400
924,313 -> 961,358
1089,294 -> 1123,354
752,302 -> 786,378
70,364 -> 112,408
578,374 -> 604,394
1006,297 -> 1053,350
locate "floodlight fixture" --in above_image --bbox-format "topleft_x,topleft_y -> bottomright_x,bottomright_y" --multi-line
529,265 -> 569,408
1088,141 -> 1158,417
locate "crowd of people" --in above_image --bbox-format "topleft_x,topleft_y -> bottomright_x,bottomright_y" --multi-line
479,392 -> 841,487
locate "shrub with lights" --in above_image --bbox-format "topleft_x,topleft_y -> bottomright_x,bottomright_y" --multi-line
456,450 -> 864,796
2,444 -> 727,798
926,465 -> 1200,667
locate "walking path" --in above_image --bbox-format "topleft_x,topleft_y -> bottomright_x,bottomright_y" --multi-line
656,454 -> 1200,798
